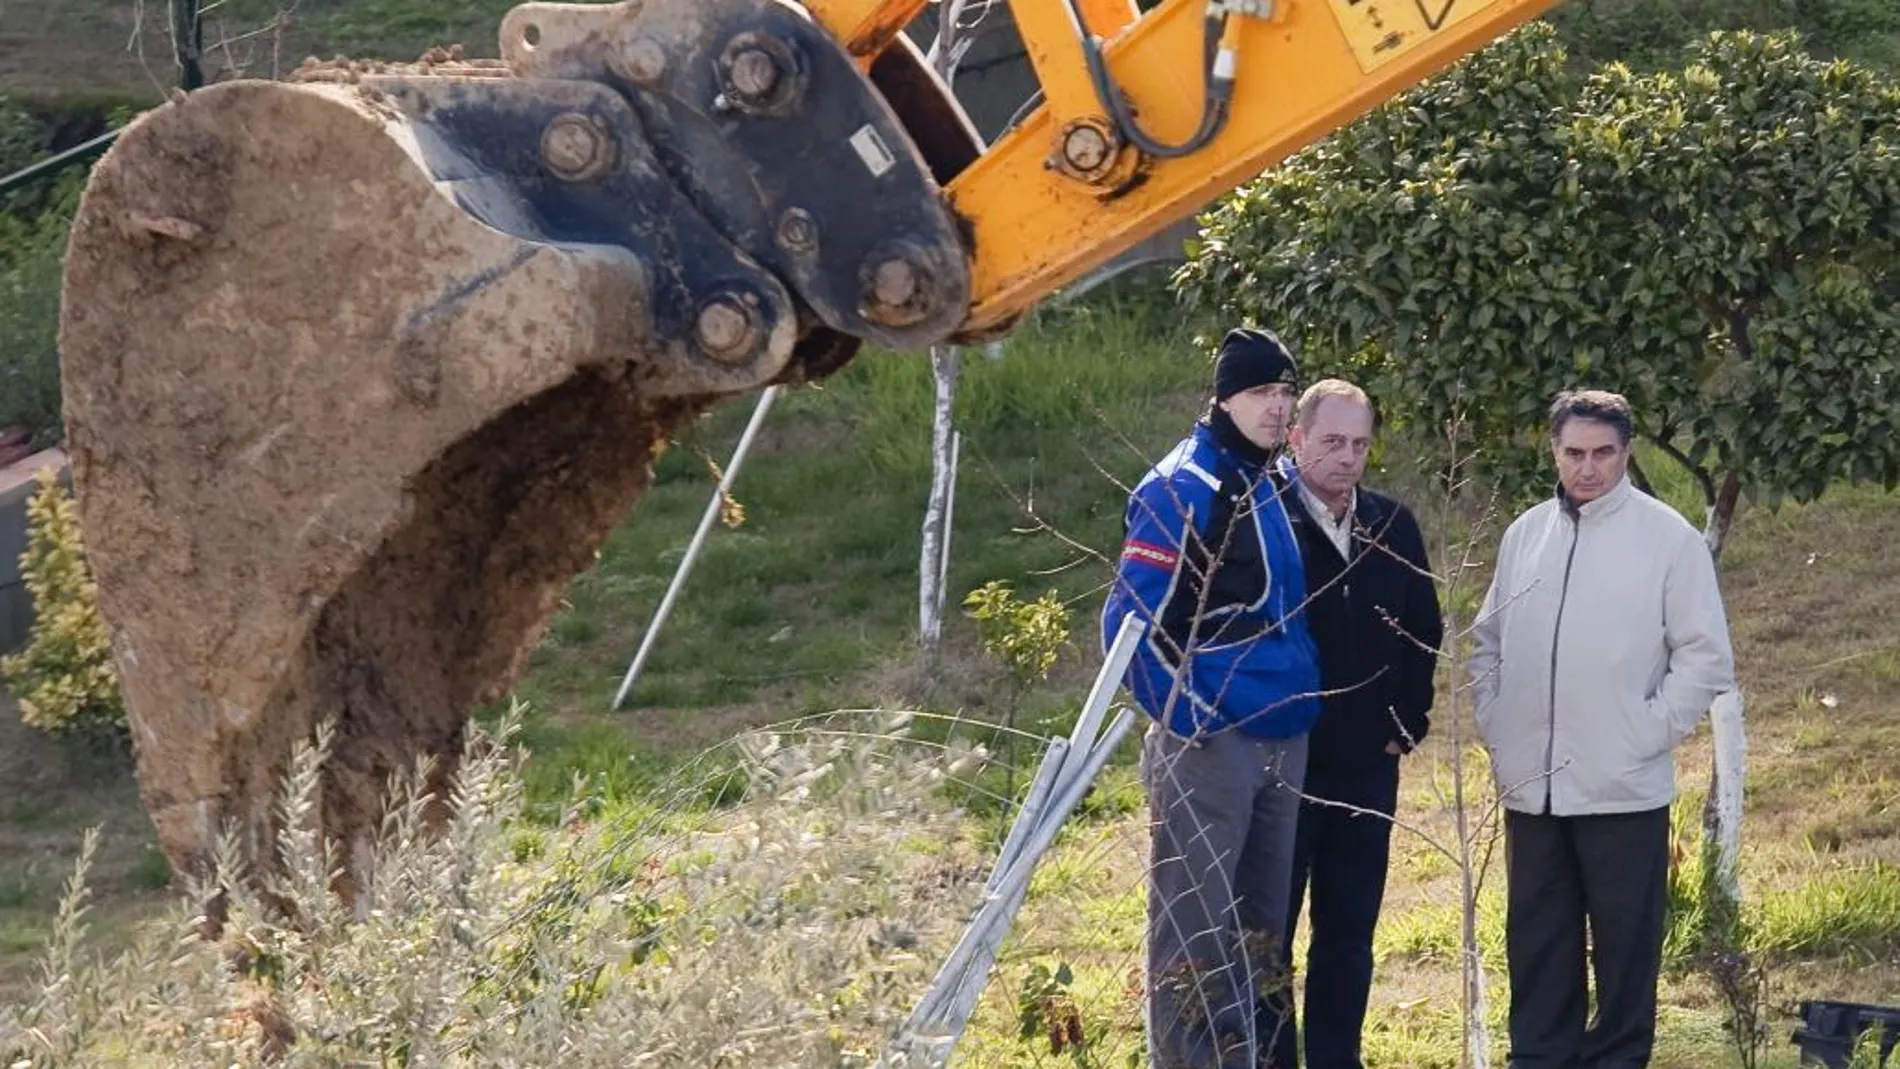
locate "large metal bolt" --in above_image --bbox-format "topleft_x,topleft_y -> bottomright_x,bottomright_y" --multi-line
861,253 -> 934,327
776,208 -> 818,254
541,113 -> 614,182
695,294 -> 762,364
728,46 -> 781,103
1061,124 -> 1112,174
870,258 -> 918,309
611,37 -> 667,87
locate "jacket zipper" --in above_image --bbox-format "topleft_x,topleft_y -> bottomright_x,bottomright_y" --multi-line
1544,513 -> 1581,814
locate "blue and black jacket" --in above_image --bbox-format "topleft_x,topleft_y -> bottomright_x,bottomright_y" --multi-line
1102,411 -> 1322,740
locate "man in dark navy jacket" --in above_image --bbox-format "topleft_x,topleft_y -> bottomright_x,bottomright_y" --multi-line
1267,379 -> 1444,1069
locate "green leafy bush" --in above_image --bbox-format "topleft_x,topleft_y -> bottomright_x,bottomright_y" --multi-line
0,228 -> 67,446
0,468 -> 124,740
964,580 -> 1072,692
1177,26 -> 1900,531
0,94 -> 76,447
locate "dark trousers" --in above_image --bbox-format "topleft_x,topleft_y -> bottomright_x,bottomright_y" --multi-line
1143,725 -> 1309,1069
1267,757 -> 1400,1069
1504,806 -> 1672,1069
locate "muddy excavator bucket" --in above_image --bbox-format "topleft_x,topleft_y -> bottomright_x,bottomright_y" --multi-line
56,0 -> 979,887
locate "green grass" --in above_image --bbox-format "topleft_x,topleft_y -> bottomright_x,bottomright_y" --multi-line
0,204 -> 71,446
494,274 -> 1214,806
1751,863 -> 1900,961
0,872 -> 39,911
453,270 -> 1900,1065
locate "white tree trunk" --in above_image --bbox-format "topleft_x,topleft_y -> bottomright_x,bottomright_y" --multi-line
913,0 -> 988,656
1700,482 -> 1746,912
1708,690 -> 1746,902
1465,946 -> 1491,1069
918,345 -> 961,651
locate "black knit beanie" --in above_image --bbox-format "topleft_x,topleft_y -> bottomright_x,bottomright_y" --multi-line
1213,327 -> 1299,400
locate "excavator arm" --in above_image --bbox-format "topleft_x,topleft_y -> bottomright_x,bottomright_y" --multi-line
54,0 -> 1567,890
802,0 -> 1571,335
471,0 -> 1572,347
935,0 -> 1572,333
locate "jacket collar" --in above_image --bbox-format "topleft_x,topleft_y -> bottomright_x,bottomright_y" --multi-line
1202,408 -> 1279,469
1276,455 -> 1390,537
1558,473 -> 1636,522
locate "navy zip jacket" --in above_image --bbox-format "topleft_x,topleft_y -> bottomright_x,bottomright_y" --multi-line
1274,458 -> 1444,770
1102,412 -> 1322,740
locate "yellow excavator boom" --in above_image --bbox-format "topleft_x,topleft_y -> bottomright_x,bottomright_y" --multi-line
807,0 -> 1569,335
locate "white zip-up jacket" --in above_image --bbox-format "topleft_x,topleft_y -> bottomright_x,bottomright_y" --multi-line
1468,475 -> 1735,816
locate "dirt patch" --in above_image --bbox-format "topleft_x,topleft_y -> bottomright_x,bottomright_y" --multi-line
287,45 -> 511,84
0,0 -> 166,102
0,1 -> 491,104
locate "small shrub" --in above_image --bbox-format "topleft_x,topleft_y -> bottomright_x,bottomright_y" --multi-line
963,580 -> 1073,823
0,467 -> 124,741
963,581 -> 1071,692
0,94 -> 79,447
0,707 -> 992,1066
1016,960 -> 1088,1060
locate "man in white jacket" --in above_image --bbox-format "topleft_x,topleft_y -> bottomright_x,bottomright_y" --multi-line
1469,389 -> 1735,1069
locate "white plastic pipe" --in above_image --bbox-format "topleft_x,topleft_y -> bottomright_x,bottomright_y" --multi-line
611,385 -> 779,711
924,706 -> 1140,1039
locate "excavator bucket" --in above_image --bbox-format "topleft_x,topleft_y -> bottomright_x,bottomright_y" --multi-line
56,0 -> 979,888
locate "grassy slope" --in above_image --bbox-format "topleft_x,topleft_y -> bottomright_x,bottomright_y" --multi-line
949,471 -> 1900,1069
504,280 -> 1210,802
4,282 -> 1896,1067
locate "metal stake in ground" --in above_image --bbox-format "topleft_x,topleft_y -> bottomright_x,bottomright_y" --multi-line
880,614 -> 1147,1067
612,385 -> 780,710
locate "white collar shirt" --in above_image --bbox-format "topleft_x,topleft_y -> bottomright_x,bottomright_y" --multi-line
1298,481 -> 1355,559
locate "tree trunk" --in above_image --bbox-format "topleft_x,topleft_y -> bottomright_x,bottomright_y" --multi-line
1703,469 -> 1742,562
171,0 -> 204,90
915,0 -> 984,659
1696,312 -> 1752,916
1626,452 -> 1654,496
919,345 -> 961,652
1705,691 -> 1746,905
1436,592 -> 1492,1069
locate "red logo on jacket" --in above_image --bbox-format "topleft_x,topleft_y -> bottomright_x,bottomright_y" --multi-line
1122,541 -> 1178,570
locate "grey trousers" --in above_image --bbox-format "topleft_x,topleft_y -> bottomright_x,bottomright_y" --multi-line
1142,723 -> 1310,1069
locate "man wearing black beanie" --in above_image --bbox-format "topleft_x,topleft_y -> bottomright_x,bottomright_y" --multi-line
1215,327 -> 1301,411
1103,325 -> 1322,1068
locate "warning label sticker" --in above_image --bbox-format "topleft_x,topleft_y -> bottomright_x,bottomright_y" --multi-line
1324,0 -> 1504,73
